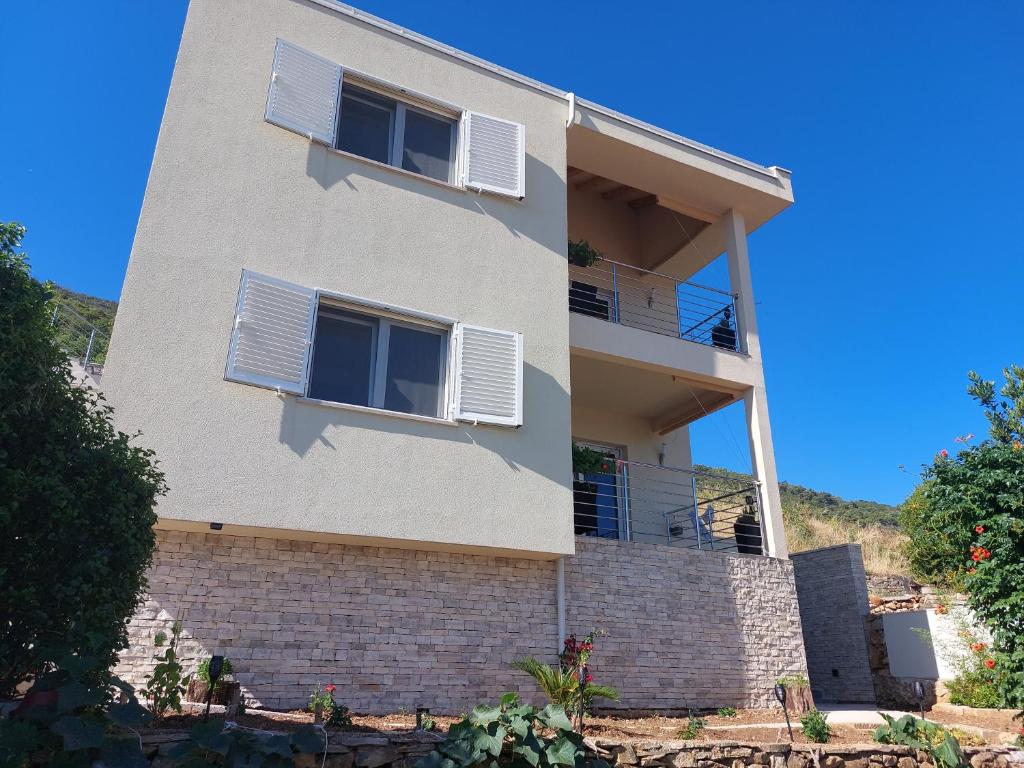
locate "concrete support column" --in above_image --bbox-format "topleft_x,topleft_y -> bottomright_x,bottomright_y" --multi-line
724,209 -> 788,559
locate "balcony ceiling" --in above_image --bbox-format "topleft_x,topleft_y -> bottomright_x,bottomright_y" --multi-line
570,354 -> 739,435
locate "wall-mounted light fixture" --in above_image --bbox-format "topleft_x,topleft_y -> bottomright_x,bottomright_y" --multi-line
209,522 -> 224,531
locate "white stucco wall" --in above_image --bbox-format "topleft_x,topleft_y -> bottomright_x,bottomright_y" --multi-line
102,0 -> 575,556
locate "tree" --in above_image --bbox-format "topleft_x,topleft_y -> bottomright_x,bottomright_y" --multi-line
0,222 -> 167,696
899,368 -> 1024,708
967,367 -> 1024,446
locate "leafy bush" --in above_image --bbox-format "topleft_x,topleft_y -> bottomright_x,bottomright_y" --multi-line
567,240 -> 603,268
943,632 -> 1005,709
415,693 -> 606,768
873,714 -> 965,768
197,656 -> 235,683
0,647 -> 153,768
775,675 -> 809,687
677,716 -> 705,740
143,621 -> 191,720
571,443 -> 614,475
0,222 -> 166,697
511,631 -> 619,731
307,683 -> 352,729
716,706 -> 737,718
799,710 -> 831,743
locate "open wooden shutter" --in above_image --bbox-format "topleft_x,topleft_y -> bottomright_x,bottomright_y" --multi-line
462,111 -> 525,198
225,270 -> 317,395
265,39 -> 343,145
452,324 -> 523,427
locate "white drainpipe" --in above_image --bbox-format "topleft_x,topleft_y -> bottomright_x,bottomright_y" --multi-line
556,556 -> 566,647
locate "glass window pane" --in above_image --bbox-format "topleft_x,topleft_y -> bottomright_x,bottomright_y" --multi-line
384,324 -> 444,417
401,109 -> 454,182
337,86 -> 395,164
307,310 -> 377,406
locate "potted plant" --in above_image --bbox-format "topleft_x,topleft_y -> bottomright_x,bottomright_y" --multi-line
185,656 -> 240,705
568,240 -> 603,268
572,442 -> 613,478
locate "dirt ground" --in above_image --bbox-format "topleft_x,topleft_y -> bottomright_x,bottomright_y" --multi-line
155,706 -> 1019,747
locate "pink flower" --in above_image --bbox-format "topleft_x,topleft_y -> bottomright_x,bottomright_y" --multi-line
325,684 -> 336,694
975,525 -> 985,534
984,658 -> 996,669
940,449 -> 949,458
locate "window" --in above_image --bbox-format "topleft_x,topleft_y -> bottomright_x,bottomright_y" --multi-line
306,303 -> 448,419
336,83 -> 457,183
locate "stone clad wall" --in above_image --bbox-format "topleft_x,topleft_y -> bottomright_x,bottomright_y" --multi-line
118,531 -> 809,712
566,537 -> 808,711
791,544 -> 876,704
116,531 -> 560,712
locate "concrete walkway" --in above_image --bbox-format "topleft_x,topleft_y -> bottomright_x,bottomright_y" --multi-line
703,705 -> 919,730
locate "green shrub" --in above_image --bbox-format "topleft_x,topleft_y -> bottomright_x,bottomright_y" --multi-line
716,706 -> 737,718
873,714 -> 965,768
0,222 -> 166,697
143,621 -> 191,720
775,675 -> 809,687
799,710 -> 831,743
197,656 -> 235,684
678,716 -> 705,740
415,693 -> 606,768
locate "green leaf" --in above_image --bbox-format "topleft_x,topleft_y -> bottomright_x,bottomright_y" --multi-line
538,705 -> 573,732
57,680 -> 102,713
545,736 -> 579,767
50,715 -> 104,751
289,725 -> 326,754
98,737 -> 150,768
106,702 -> 153,729
500,692 -> 521,709
483,723 -> 506,757
469,705 -> 502,726
507,714 -> 531,738
0,719 -> 40,766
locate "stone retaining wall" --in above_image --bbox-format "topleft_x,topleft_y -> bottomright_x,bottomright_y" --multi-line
138,730 -> 1024,768
791,545 -> 875,704
117,531 -> 809,712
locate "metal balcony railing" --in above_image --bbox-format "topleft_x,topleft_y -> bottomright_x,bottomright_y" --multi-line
568,258 -> 740,351
572,460 -> 767,555
50,302 -> 110,368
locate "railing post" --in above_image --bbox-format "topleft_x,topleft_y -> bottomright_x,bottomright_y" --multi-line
692,471 -> 702,550
84,328 -> 96,367
610,262 -> 620,323
674,281 -> 682,339
620,462 -> 632,542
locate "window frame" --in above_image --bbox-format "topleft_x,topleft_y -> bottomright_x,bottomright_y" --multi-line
336,76 -> 461,185
304,293 -> 455,422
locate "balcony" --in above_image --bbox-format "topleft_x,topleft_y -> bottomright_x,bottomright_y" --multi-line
568,258 -> 739,352
572,459 -> 766,555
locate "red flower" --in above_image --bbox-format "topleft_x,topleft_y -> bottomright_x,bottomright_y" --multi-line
325,684 -> 336,694
939,449 -> 949,458
585,672 -> 594,683
971,553 -> 981,562
975,525 -> 985,534
971,642 -> 987,652
984,658 -> 995,669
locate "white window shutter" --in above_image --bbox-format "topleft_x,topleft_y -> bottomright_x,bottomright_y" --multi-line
462,111 -> 525,198
265,39 -> 343,145
225,270 -> 318,395
452,324 -> 523,427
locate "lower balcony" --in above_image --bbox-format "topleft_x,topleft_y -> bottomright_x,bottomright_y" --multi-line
571,457 -> 767,556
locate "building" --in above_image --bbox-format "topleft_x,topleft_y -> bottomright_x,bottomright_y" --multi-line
105,0 -> 809,712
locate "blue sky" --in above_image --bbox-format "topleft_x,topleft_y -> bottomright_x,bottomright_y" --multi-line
2,1 -> 1022,505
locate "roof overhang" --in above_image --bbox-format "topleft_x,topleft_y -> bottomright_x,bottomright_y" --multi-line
570,102 -> 794,237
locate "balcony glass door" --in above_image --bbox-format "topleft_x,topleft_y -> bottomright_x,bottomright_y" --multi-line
572,441 -> 626,540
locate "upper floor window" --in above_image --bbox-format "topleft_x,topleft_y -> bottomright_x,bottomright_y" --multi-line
337,84 -> 457,184
264,39 -> 526,198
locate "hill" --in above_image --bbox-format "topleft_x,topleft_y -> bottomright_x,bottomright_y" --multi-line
696,464 -> 907,575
